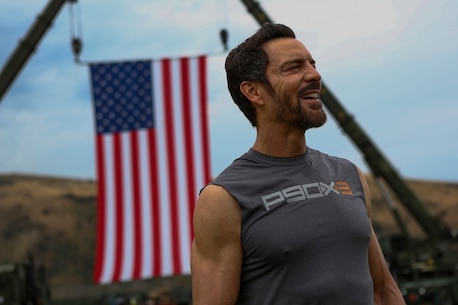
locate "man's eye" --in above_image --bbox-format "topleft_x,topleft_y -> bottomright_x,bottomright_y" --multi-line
287,65 -> 300,71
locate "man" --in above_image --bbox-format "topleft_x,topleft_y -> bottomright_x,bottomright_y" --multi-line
191,23 -> 405,305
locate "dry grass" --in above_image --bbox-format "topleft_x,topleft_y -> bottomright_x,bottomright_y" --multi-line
366,176 -> 458,238
0,174 -> 96,286
0,173 -> 456,299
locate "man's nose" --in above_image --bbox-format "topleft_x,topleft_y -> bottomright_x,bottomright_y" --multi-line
303,63 -> 321,82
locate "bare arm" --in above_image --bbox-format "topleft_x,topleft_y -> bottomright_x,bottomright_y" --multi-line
191,184 -> 243,305
368,226 -> 406,305
358,168 -> 406,305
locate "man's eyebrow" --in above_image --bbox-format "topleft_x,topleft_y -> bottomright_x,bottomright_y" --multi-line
279,58 -> 302,69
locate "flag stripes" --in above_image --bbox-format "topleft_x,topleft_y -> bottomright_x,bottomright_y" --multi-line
90,56 -> 211,284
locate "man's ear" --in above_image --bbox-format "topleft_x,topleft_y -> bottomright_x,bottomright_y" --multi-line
240,81 -> 264,105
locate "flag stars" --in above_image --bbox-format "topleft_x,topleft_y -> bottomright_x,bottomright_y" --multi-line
90,61 -> 155,134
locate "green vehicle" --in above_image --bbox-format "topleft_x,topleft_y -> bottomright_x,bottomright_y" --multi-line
0,256 -> 51,305
381,234 -> 458,304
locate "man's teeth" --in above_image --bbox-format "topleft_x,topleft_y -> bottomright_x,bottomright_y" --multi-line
302,93 -> 319,99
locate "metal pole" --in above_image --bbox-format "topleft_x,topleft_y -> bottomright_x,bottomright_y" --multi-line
0,0 -> 69,104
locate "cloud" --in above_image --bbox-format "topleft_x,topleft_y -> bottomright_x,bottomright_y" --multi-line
0,0 -> 457,181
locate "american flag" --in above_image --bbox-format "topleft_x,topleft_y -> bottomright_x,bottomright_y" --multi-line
89,56 -> 211,284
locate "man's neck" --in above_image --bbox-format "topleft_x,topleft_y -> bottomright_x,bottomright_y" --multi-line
252,126 -> 307,157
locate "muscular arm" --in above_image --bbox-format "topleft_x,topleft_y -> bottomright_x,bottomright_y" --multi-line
191,184 -> 243,305
358,168 -> 406,305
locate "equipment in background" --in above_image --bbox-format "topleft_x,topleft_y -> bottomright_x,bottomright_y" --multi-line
0,0 -> 77,104
0,254 -> 51,305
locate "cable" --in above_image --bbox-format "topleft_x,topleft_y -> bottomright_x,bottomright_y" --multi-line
68,0 -> 83,63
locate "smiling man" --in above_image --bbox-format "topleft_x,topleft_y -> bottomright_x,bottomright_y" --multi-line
191,23 -> 405,305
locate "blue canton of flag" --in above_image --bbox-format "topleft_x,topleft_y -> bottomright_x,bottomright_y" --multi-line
91,61 -> 154,134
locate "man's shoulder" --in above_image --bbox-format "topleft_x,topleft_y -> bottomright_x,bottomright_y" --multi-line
213,151 -> 257,178
308,147 -> 354,164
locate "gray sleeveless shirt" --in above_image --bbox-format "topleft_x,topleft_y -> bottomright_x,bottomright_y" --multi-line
210,148 -> 374,305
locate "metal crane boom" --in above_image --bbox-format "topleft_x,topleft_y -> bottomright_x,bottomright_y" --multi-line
0,0 -> 72,104
239,0 -> 451,240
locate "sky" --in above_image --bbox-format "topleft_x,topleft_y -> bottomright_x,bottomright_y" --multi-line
0,0 -> 457,183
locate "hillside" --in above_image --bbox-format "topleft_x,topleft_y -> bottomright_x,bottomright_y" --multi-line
0,173 -> 457,301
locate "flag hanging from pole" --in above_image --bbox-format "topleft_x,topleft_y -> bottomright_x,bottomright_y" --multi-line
89,56 -> 211,284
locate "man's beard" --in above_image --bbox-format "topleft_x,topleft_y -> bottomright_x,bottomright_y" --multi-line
272,93 -> 327,130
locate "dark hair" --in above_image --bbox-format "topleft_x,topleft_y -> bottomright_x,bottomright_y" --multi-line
225,23 -> 296,126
